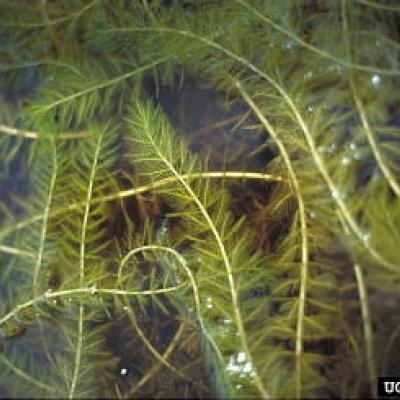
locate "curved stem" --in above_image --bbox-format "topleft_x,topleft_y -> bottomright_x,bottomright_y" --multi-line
354,263 -> 376,398
0,124 -> 88,140
118,245 -> 223,364
341,0 -> 400,198
0,171 -> 282,244
237,81 -> 309,399
0,284 -> 184,328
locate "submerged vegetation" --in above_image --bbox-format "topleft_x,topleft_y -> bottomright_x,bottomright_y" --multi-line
0,0 -> 400,398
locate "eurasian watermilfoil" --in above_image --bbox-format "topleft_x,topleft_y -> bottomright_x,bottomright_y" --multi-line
0,0 -> 399,398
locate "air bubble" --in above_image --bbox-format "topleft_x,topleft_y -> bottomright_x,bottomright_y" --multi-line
206,297 -> 213,309
341,156 -> 351,165
331,189 -> 345,200
226,352 -> 255,376
330,64 -> 344,76
237,352 -> 246,363
362,232 -> 371,243
349,142 -> 357,151
304,71 -> 313,80
328,143 -> 337,153
347,142 -> 363,160
284,41 -> 295,50
336,66 -> 344,75
371,74 -> 381,87
243,362 -> 253,373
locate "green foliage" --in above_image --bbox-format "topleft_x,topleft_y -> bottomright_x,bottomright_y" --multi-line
0,0 -> 399,398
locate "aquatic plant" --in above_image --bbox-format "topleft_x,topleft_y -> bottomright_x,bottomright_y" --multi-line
0,0 -> 399,398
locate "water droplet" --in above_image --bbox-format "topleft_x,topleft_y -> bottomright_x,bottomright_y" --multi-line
52,300 -> 57,305
309,211 -> 317,219
307,105 -> 314,113
236,384 -> 243,390
123,306 -> 129,311
120,367 -> 128,376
